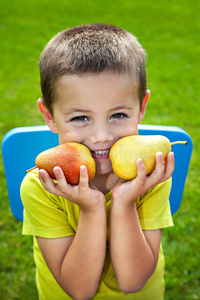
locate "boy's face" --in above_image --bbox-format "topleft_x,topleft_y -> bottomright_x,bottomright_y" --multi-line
39,72 -> 149,175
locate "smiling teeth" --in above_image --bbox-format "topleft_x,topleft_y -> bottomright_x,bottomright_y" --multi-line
93,150 -> 110,155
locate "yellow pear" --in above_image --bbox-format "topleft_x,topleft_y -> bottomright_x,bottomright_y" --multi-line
109,135 -> 187,180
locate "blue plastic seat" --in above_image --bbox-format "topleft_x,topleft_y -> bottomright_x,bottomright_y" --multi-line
2,125 -> 193,221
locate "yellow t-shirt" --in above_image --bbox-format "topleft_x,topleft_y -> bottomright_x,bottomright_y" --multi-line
21,169 -> 173,300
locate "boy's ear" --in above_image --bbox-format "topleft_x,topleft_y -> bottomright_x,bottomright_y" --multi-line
138,90 -> 150,124
37,98 -> 58,133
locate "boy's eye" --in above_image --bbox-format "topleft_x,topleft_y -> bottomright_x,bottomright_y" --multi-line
71,115 -> 89,122
110,113 -> 127,119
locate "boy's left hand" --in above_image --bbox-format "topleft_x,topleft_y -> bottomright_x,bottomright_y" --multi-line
111,151 -> 174,205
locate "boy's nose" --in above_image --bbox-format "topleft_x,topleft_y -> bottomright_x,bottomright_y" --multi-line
89,125 -> 114,144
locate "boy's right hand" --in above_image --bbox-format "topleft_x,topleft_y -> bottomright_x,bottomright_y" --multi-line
38,165 -> 105,212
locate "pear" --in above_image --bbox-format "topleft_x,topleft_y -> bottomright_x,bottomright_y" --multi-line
35,142 -> 96,185
109,135 -> 187,180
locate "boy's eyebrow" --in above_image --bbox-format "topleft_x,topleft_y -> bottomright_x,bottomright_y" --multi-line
64,108 -> 92,115
110,104 -> 134,111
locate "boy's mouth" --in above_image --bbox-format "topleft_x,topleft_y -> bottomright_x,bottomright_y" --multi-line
91,149 -> 110,159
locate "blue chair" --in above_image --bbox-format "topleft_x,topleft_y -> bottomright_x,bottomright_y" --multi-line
1,125 -> 193,222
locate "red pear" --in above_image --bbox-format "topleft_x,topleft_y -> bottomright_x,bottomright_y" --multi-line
35,142 -> 96,185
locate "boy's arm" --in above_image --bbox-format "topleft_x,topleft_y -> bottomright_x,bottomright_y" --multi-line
110,152 -> 174,293
37,166 -> 107,300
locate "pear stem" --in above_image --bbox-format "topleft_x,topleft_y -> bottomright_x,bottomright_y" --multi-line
170,141 -> 188,146
26,166 -> 37,173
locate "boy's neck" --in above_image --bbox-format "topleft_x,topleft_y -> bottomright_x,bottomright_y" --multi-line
90,173 -> 119,195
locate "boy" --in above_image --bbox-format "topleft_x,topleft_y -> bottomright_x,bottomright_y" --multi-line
21,24 -> 174,300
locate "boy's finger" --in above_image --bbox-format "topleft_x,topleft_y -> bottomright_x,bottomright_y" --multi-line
164,152 -> 175,178
143,153 -> 164,189
79,165 -> 89,189
39,169 -> 58,193
136,158 -> 146,182
154,152 -> 165,177
53,167 -> 71,194
153,152 -> 174,183
53,166 -> 65,181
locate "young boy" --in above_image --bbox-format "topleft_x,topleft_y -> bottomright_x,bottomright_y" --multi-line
21,24 -> 174,300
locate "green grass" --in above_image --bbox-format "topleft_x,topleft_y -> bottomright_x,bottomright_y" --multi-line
0,0 -> 199,299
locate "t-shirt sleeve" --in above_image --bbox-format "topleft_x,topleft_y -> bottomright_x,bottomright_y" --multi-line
20,170 -> 75,238
136,178 -> 174,230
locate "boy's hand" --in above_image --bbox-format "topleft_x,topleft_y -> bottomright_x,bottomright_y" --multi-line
112,151 -> 174,205
38,165 -> 105,212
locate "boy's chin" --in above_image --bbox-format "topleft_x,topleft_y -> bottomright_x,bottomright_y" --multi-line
95,161 -> 113,176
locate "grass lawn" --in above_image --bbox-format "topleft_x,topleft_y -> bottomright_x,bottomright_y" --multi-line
0,0 -> 199,299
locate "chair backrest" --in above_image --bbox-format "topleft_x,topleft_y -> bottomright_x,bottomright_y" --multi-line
2,125 -> 193,221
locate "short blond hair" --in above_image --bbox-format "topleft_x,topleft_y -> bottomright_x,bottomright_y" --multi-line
39,24 -> 146,115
